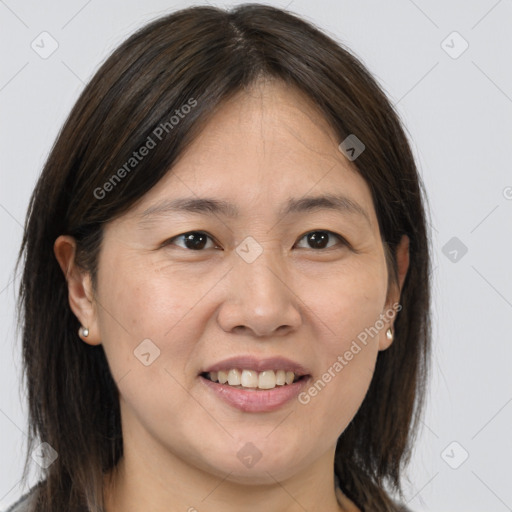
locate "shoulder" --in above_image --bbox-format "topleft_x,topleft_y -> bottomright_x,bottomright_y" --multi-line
3,486 -> 39,512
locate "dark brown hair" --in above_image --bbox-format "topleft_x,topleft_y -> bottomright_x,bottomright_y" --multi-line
15,4 -> 431,511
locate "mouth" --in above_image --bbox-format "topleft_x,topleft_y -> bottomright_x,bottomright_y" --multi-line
199,371 -> 310,413
198,356 -> 312,412
200,369 -> 308,391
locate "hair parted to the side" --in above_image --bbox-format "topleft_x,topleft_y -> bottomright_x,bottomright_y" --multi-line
15,4 -> 431,511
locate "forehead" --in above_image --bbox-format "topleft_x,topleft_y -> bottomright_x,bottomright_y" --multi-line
125,79 -> 378,229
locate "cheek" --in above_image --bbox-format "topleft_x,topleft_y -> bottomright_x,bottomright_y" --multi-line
297,322 -> 380,445
94,252 -> 213,387
305,253 -> 388,345
295,257 -> 388,431
94,258 -> 210,442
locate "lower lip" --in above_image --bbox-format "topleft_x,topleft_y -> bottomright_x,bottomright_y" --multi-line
199,375 -> 310,413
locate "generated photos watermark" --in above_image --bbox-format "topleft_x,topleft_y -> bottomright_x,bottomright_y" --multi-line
93,97 -> 198,200
298,302 -> 402,405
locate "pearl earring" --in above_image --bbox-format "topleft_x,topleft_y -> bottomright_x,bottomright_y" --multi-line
79,326 -> 89,338
386,327 -> 393,341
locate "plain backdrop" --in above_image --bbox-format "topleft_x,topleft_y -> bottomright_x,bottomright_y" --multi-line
1,1 -> 511,511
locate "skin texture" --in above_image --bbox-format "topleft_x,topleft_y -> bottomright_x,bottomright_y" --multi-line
54,79 -> 409,512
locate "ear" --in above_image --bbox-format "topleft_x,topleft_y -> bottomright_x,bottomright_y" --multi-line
379,234 -> 410,351
53,235 -> 101,346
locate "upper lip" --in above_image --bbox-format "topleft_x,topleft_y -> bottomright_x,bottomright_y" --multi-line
201,356 -> 311,376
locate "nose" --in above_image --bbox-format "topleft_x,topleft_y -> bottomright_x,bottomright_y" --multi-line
216,247 -> 303,338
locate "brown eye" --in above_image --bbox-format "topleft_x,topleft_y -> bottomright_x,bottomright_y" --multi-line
295,230 -> 346,250
165,231 -> 217,250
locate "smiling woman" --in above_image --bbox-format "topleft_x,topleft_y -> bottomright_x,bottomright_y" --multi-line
11,4 -> 430,512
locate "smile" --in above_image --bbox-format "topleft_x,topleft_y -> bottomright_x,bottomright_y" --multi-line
201,369 -> 305,390
199,371 -> 311,413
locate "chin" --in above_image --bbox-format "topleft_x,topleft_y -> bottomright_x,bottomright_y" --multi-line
195,443 -> 309,485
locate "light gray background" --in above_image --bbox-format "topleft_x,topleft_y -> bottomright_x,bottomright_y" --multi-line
1,1 -> 511,510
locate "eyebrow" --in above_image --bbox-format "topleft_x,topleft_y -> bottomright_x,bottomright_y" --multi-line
137,193 -> 371,227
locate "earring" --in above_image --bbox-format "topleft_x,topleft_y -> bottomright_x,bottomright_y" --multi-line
386,327 -> 393,341
79,326 -> 89,338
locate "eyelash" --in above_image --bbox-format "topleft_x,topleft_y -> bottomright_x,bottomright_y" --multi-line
162,230 -> 350,251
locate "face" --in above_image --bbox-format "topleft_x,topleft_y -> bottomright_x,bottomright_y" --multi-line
64,79 -> 403,485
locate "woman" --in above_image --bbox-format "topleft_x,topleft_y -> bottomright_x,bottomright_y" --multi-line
9,4 -> 431,511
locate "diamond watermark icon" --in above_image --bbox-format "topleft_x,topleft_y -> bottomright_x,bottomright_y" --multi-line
441,31 -> 469,59
134,338 -> 161,366
235,236 -> 263,264
338,134 -> 365,161
441,441 -> 469,469
31,31 -> 59,59
442,236 -> 468,263
31,442 -> 58,468
237,442 -> 262,468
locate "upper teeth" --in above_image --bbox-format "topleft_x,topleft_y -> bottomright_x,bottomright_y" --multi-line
207,369 -> 298,390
